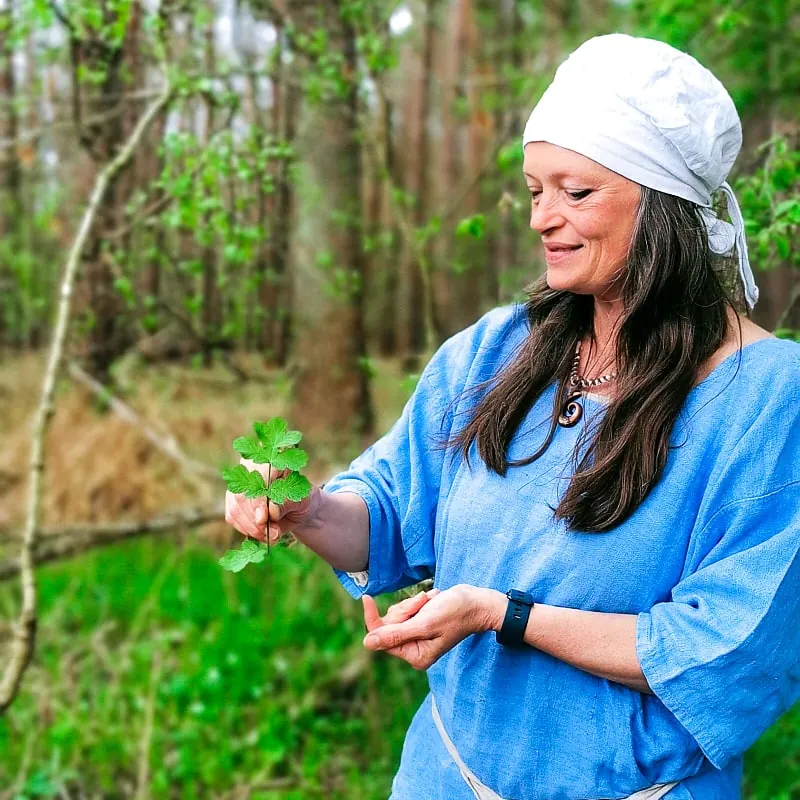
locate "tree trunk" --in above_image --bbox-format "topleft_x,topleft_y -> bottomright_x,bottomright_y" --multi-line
0,1 -> 22,350
273,74 -> 298,367
201,14 -> 219,368
290,7 -> 373,455
372,87 -> 399,356
494,0 -> 522,303
395,0 -> 438,362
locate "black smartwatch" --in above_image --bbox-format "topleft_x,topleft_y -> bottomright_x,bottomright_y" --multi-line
496,589 -> 535,647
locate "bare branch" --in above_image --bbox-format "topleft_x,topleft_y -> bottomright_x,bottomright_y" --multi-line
48,0 -> 75,33
775,280 -> 800,330
0,505 -> 224,583
0,74 -> 175,714
134,647 -> 163,799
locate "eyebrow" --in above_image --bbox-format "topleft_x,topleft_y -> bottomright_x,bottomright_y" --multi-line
523,170 -> 587,182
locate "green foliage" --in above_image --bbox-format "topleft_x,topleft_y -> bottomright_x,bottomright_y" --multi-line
0,539 -> 427,797
455,214 -> 486,239
219,417 -> 312,571
217,539 -> 269,572
497,141 -> 524,173
632,0 -> 799,113
734,137 -> 799,271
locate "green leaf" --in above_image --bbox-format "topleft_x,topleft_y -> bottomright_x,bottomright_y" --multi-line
455,214 -> 486,239
221,465 -> 268,498
219,540 -> 268,572
775,199 -> 800,224
232,436 -> 271,464
270,447 -> 308,471
253,418 -> 302,452
267,472 -> 312,504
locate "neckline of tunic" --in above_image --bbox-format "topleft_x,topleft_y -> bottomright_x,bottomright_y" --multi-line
578,336 -> 784,408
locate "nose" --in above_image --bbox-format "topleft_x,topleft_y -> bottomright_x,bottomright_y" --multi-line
529,192 -> 565,235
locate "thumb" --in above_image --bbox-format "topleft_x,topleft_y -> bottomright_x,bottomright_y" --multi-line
362,595 -> 384,632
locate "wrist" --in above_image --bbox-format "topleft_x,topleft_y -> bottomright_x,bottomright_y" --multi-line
291,485 -> 326,537
473,587 -> 509,634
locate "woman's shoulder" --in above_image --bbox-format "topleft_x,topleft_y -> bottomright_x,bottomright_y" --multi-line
694,332 -> 800,399
686,330 -> 800,490
693,313 -> 794,386
420,304 -> 528,396
432,303 -> 528,371
453,302 -> 528,347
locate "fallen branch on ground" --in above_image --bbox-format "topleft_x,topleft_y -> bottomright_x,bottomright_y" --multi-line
0,504 -> 223,583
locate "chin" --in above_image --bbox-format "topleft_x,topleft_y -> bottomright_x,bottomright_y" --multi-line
545,268 -> 589,295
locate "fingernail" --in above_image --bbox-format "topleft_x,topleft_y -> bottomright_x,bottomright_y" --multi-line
363,633 -> 380,647
255,506 -> 265,524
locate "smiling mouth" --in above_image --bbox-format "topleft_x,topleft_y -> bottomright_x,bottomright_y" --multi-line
544,245 -> 583,263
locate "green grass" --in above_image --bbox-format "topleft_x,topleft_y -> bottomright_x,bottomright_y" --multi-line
1,536 -> 798,798
0,538 -> 427,798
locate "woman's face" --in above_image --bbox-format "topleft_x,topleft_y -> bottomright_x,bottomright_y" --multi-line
522,141 -> 641,301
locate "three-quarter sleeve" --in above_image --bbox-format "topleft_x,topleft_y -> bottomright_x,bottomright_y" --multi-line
636,480 -> 800,770
323,319 -> 486,598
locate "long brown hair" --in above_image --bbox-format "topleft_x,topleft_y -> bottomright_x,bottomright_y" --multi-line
445,187 -> 744,532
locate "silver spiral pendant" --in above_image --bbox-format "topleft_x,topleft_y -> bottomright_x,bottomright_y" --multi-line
558,390 -> 584,427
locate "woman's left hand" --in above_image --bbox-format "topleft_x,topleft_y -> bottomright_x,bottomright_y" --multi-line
361,584 -> 495,670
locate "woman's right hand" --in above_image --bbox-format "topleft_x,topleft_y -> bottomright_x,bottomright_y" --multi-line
224,457 -> 321,544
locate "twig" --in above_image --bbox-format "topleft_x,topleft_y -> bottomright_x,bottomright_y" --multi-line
134,648 -> 163,800
775,280 -> 800,330
0,74 -> 175,713
0,504 -> 223,583
1,723 -> 36,800
67,361 -> 221,488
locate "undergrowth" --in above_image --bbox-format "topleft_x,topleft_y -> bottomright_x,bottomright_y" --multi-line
0,539 -> 427,798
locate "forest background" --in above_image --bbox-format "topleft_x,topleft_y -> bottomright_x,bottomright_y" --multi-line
0,0 -> 797,797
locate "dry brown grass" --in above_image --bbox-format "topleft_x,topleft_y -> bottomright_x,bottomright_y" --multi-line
0,354 -> 282,542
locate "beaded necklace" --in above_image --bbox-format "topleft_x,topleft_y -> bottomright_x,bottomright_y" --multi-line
557,339 -> 617,427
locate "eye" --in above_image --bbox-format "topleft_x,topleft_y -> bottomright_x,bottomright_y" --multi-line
528,189 -> 541,200
567,189 -> 592,200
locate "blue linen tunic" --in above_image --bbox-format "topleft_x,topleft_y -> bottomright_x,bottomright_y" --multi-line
323,303 -> 800,800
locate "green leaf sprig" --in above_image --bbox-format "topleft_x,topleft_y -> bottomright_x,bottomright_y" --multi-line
219,417 -> 312,572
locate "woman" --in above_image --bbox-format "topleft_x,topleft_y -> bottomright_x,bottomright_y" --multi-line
225,34 -> 800,799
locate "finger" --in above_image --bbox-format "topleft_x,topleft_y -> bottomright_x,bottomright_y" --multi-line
229,505 -> 264,541
362,595 -> 384,632
363,619 -> 427,651
266,523 -> 284,545
384,592 -> 430,624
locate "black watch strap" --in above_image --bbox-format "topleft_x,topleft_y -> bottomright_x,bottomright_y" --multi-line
496,589 -> 534,647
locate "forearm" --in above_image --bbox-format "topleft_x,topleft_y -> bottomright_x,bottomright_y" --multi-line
291,489 -> 370,573
478,588 -> 653,694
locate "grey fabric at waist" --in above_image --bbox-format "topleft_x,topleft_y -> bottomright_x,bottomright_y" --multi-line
431,695 -> 679,800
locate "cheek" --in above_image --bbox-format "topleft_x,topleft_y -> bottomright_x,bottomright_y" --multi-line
575,205 -> 636,257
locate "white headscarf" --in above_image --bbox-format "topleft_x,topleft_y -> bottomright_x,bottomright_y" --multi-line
522,33 -> 759,309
